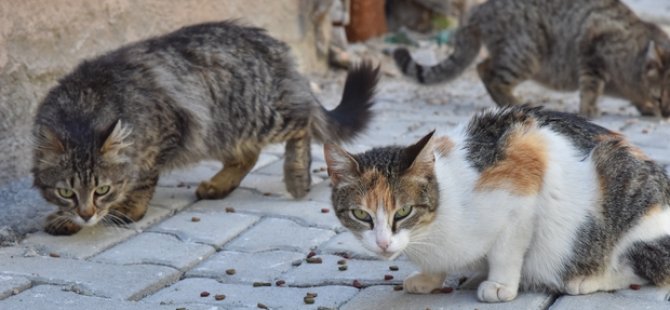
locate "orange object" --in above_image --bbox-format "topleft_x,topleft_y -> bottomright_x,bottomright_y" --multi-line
346,0 -> 388,42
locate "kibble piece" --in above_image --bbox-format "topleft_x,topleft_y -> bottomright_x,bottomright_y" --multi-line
292,260 -> 302,267
337,259 -> 346,265
389,265 -> 399,271
306,292 -> 318,298
257,303 -> 269,309
225,207 -> 235,213
225,268 -> 236,275
307,251 -> 316,258
263,192 -> 272,196
384,274 -> 394,281
214,294 -> 226,301
304,296 -> 315,304
49,252 -> 61,258
393,285 -> 403,291
306,257 -> 322,264
629,284 -> 641,290
352,279 -> 363,288
321,208 -> 330,213
191,216 -> 201,222
338,265 -> 348,271
253,282 -> 272,287
200,291 -> 210,297
275,280 -> 286,286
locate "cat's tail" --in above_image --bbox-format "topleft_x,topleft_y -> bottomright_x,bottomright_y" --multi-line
393,23 -> 481,84
311,61 -> 380,144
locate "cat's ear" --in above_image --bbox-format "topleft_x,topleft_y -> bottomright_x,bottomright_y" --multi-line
402,131 -> 435,175
324,144 -> 360,187
100,120 -> 133,159
646,41 -> 663,78
35,127 -> 65,154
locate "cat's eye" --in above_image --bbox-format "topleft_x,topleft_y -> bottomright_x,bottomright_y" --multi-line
394,206 -> 413,220
351,209 -> 372,222
95,185 -> 111,196
57,188 -> 75,199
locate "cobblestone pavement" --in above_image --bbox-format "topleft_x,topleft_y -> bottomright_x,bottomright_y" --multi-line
3,1 -> 670,308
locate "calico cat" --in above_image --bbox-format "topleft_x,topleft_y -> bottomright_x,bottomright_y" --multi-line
32,21 -> 379,236
324,105 -> 670,302
393,0 -> 670,118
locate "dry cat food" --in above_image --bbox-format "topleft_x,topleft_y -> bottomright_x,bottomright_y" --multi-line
200,291 -> 210,297
257,303 -> 269,309
214,294 -> 226,301
307,251 -> 317,258
292,260 -> 303,267
253,282 -> 272,287
629,284 -> 641,290
225,207 -> 235,213
303,296 -> 315,304
384,274 -> 394,281
306,257 -> 323,264
393,285 -> 403,291
49,252 -> 61,258
352,279 -> 363,288
338,265 -> 348,271
306,292 -> 318,298
275,280 -> 286,286
389,265 -> 399,271
321,208 -> 330,213
225,269 -> 236,275
337,259 -> 347,265
191,216 -> 201,222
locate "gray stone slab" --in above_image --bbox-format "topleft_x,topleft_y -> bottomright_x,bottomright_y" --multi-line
0,275 -> 31,300
239,173 -> 327,198
93,232 -> 216,271
253,157 -> 329,180
282,254 -> 416,287
302,180 -> 333,204
20,225 -> 136,259
341,285 -> 555,310
186,250 -> 304,283
0,285 -> 218,310
0,256 -> 180,300
615,285 -> 670,302
224,218 -> 335,253
143,277 -> 359,309
126,205 -> 173,232
190,196 -> 344,231
149,211 -> 259,249
320,231 -> 377,259
551,292 -> 670,310
150,186 -> 198,211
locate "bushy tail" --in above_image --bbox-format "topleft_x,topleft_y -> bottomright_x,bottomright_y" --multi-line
311,61 -> 380,143
393,24 -> 480,84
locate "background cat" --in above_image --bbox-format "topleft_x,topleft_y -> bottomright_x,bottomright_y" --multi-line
393,0 -> 670,118
32,21 -> 379,235
325,105 -> 670,302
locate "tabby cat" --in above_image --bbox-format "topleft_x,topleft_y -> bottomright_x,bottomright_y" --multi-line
325,105 -> 670,302
393,0 -> 670,118
32,21 -> 379,235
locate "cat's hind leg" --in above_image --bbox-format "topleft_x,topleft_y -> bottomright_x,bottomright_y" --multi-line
404,271 -> 447,294
476,51 -> 536,107
197,149 -> 260,200
627,235 -> 670,287
284,133 -> 312,199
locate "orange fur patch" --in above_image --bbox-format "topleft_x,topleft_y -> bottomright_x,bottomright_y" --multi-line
645,204 -> 663,218
596,133 -> 650,161
433,136 -> 454,157
361,170 -> 396,214
475,127 -> 547,196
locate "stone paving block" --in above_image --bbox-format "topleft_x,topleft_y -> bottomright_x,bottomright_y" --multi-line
341,285 -> 556,310
150,186 -> 198,211
157,154 -> 280,187
303,180 -> 333,204
149,211 -> 259,249
93,232 -> 215,271
320,231 -> 377,259
224,218 -> 335,253
186,250 -> 304,284
239,173 -> 327,198
0,275 -> 31,300
143,277 -> 359,309
0,285 -> 218,310
126,205 -> 173,232
252,157 -> 329,181
551,292 -> 670,310
0,256 -> 180,300
615,285 -> 670,302
281,254 -> 416,287
20,225 -> 136,259
190,197 -> 343,231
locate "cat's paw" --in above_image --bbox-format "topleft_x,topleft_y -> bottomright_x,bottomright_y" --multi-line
403,271 -> 446,294
196,181 -> 236,200
565,276 -> 602,295
44,212 -> 82,236
477,280 -> 518,302
578,104 -> 600,119
285,173 -> 311,199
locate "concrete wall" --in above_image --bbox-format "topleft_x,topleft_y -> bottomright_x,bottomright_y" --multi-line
0,0 -> 328,185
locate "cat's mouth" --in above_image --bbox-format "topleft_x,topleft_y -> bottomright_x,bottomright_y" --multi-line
378,250 -> 402,260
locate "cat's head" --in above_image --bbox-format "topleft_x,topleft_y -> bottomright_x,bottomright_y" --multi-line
32,119 -> 136,227
324,132 -> 446,259
642,40 -> 670,117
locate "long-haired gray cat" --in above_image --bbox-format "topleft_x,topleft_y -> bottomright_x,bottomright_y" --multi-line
394,0 -> 670,118
32,21 -> 380,235
325,105 -> 670,302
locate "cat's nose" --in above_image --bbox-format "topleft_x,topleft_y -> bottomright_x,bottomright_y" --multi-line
78,210 -> 94,222
377,239 -> 389,250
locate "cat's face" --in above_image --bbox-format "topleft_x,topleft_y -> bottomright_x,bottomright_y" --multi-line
642,40 -> 670,117
324,133 -> 440,259
32,120 -> 135,227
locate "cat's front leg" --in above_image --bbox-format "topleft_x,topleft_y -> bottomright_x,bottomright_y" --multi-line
106,175 -> 158,225
478,215 -> 534,302
403,271 -> 447,294
44,211 -> 82,235
577,57 -> 608,118
284,133 -> 312,199
197,150 -> 260,200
